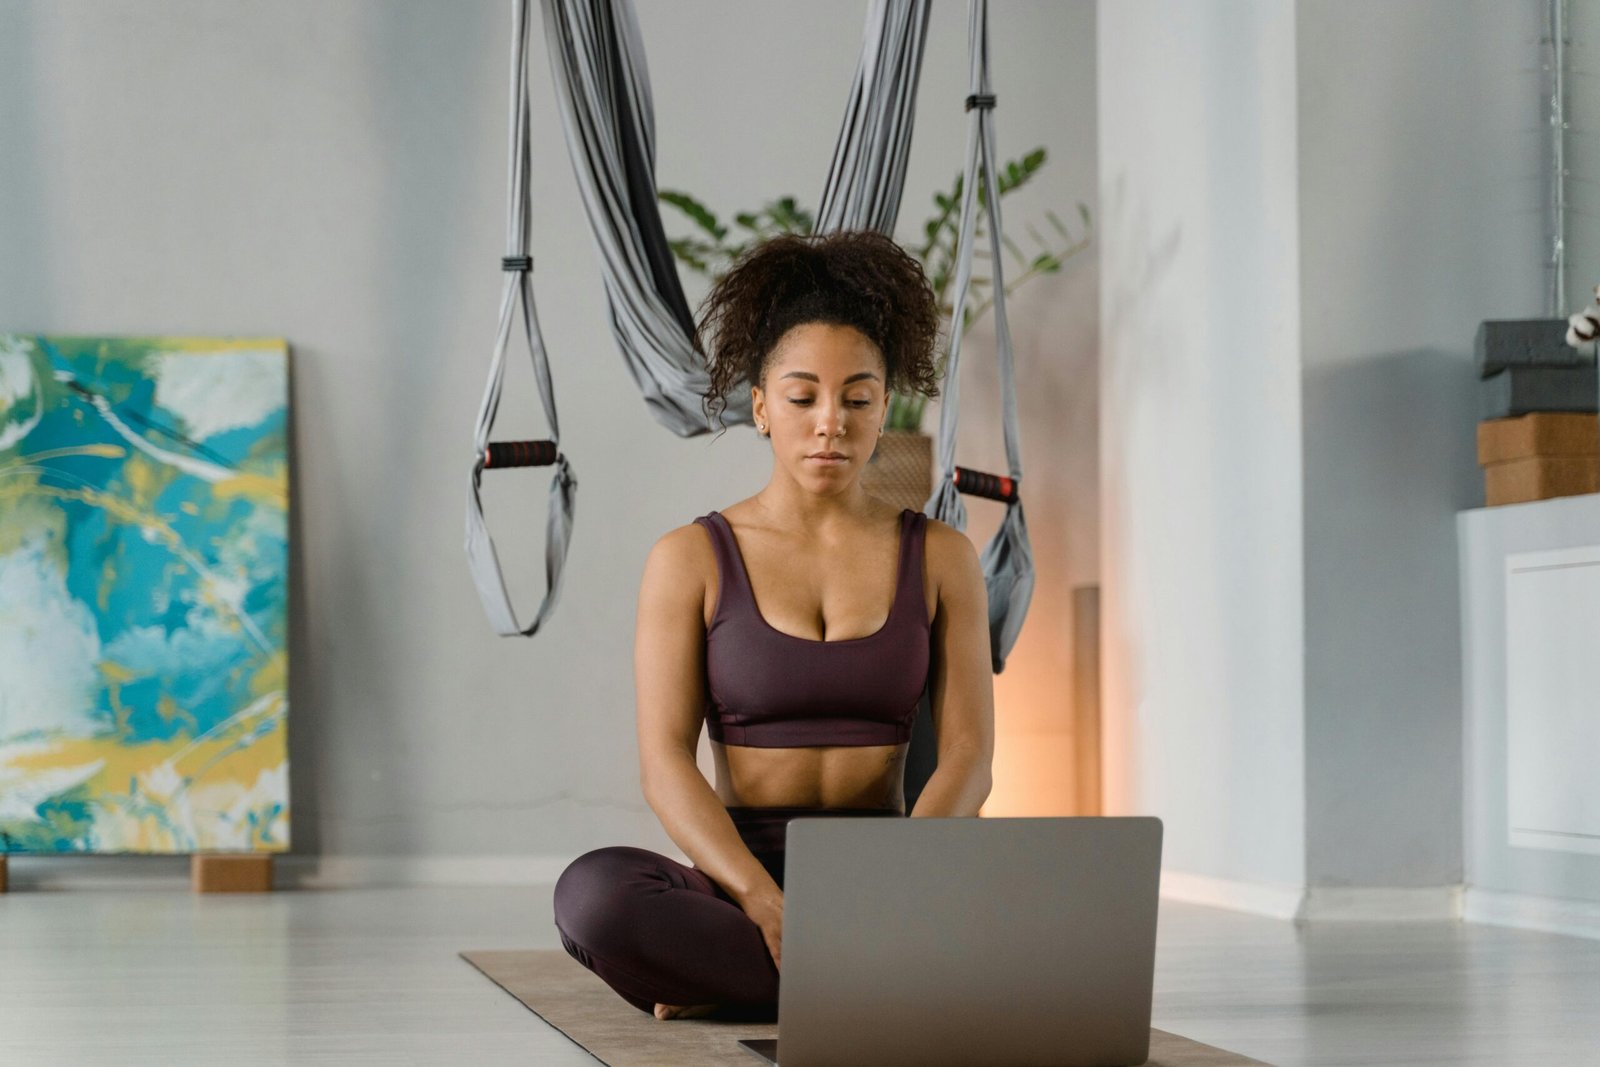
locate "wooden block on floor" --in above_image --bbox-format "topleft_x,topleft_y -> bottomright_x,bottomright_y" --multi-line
1478,413 -> 1599,465
1484,455 -> 1600,506
191,853 -> 274,893
0,855 -> 7,893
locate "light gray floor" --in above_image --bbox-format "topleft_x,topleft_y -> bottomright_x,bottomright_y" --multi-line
0,882 -> 1596,1066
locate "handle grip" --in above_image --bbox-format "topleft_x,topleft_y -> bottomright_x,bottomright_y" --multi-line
953,466 -> 1018,504
481,440 -> 559,469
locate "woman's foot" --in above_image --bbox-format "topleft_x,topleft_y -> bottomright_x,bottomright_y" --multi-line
654,1001 -> 719,1020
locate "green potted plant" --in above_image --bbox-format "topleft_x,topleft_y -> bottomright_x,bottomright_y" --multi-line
662,147 -> 1090,510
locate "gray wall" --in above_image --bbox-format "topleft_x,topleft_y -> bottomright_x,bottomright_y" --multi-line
0,0 -> 1099,866
1297,0 -> 1546,889
1562,0 -> 1600,315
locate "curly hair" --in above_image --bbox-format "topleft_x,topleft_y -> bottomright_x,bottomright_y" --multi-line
695,229 -> 943,434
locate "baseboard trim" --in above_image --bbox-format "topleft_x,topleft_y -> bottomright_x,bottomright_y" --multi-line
1464,887 -> 1600,941
1162,873 -> 1469,923
282,854 -> 573,888
0,854 -> 195,891
1158,869 -> 1306,920
1299,885 -> 1463,921
0,853 -> 576,890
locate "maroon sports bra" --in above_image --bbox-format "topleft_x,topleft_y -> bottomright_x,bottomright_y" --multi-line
693,509 -> 932,748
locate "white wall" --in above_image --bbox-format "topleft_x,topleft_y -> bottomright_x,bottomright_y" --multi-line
1297,0 -> 1546,890
1098,1 -> 1307,892
0,0 -> 1099,869
1101,0 -> 1552,906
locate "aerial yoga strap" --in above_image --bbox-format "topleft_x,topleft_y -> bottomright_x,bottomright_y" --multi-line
466,0 -> 578,638
814,0 -> 931,237
924,0 -> 1035,674
540,0 -> 930,435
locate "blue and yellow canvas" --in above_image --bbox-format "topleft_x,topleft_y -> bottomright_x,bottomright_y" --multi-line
0,335 -> 289,854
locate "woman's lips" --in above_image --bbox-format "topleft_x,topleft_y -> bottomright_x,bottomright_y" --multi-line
807,455 -> 848,465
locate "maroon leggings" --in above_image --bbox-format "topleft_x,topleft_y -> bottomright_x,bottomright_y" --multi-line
552,805 -> 905,1016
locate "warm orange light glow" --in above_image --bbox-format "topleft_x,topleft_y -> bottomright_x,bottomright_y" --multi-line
1099,551 -> 1135,818
979,666 -> 1100,817
983,729 -> 1079,816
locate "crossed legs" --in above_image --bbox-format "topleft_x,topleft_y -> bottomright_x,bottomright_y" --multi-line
552,845 -> 781,1017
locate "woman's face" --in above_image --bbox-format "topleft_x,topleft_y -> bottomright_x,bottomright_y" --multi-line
751,321 -> 889,487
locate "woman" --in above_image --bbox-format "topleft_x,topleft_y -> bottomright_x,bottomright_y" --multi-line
551,229 -> 996,1021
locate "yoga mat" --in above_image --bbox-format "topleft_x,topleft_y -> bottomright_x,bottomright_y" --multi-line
460,949 -> 1274,1067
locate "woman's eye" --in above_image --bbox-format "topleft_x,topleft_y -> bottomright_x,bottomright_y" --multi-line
786,399 -> 873,406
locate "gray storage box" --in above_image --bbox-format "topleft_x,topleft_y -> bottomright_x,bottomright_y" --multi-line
1476,319 -> 1594,379
1481,365 -> 1599,419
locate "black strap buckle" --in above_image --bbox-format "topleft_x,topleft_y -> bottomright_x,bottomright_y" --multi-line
502,255 -> 533,272
964,93 -> 996,111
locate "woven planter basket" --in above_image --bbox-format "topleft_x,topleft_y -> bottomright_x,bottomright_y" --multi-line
862,429 -> 933,514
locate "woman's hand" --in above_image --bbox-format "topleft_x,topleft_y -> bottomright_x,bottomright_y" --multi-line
738,885 -> 785,972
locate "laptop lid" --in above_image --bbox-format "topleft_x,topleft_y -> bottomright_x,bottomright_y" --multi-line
755,816 -> 1163,1067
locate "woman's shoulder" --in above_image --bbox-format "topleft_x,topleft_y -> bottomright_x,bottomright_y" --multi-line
920,512 -> 964,542
635,522 -> 719,632
648,517 -> 718,564
646,499 -> 758,563
920,514 -> 980,599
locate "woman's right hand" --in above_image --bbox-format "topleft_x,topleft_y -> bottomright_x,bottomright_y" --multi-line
738,885 -> 785,972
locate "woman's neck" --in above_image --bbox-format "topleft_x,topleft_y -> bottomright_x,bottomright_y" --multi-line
749,479 -> 878,533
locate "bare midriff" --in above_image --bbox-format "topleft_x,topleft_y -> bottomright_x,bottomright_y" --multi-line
710,740 -> 909,813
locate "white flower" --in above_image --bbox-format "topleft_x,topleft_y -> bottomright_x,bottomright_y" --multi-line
1566,307 -> 1600,347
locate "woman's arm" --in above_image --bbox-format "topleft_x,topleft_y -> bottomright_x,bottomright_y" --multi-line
635,526 -> 778,905
910,521 -> 996,818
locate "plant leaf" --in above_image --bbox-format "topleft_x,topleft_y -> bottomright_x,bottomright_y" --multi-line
658,190 -> 727,241
667,237 -> 713,276
1001,233 -> 1028,269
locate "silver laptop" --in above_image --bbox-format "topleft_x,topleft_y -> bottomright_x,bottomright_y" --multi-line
737,816 -> 1163,1067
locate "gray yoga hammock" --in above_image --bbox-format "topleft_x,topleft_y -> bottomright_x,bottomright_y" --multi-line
467,0 -> 930,637
541,0 -> 932,436
468,0 -> 1035,672
923,0 -> 1035,673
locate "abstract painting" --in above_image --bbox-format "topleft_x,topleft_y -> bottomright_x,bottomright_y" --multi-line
0,335 -> 289,854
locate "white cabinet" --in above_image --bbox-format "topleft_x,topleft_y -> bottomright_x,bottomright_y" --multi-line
1505,545 -> 1600,857
1459,493 -> 1600,918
